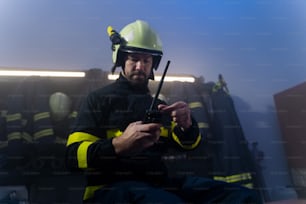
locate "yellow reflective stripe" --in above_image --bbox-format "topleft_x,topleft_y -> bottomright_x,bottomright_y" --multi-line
189,102 -> 203,109
212,82 -> 229,94
106,129 -> 122,139
69,111 -> 78,118
77,141 -> 93,168
6,113 -> 22,122
7,132 -> 22,141
172,132 -> 201,150
33,112 -> 50,121
214,172 -> 252,183
243,183 -> 254,189
55,137 -> 67,144
22,132 -> 32,142
212,82 -> 222,92
66,132 -> 100,146
66,132 -> 100,168
198,122 -> 209,128
0,110 -> 7,117
83,185 -> 104,200
0,141 -> 8,149
106,127 -> 169,139
171,122 -> 201,150
33,129 -> 54,140
8,132 -> 32,142
160,127 -> 168,137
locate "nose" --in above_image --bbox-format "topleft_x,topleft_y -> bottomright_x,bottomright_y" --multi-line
135,60 -> 145,70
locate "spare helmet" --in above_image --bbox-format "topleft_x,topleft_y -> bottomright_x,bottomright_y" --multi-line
49,92 -> 72,121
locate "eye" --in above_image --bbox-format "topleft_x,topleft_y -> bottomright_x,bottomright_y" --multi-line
133,58 -> 140,62
129,57 -> 139,62
144,58 -> 152,64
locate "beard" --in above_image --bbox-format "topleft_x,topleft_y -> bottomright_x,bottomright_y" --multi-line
127,71 -> 148,86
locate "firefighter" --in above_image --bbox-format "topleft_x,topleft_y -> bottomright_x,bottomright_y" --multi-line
65,20 -> 261,203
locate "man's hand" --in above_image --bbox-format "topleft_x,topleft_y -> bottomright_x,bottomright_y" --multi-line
158,101 -> 192,130
112,121 -> 161,156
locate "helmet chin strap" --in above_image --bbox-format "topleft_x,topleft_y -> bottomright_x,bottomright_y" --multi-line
121,70 -> 127,77
111,64 -> 117,74
149,69 -> 154,80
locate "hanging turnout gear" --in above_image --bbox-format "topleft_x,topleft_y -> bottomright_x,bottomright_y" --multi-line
5,76 -> 55,171
204,76 -> 259,191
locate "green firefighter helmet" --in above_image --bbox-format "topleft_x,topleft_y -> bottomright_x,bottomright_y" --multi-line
108,20 -> 163,78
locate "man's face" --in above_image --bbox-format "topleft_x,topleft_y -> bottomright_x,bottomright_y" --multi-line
123,53 -> 153,86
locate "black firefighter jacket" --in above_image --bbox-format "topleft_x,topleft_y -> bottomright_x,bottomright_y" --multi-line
65,73 -> 201,201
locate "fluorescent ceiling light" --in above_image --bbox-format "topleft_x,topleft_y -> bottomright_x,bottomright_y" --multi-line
0,70 -> 85,77
108,73 -> 195,83
0,69 -> 195,82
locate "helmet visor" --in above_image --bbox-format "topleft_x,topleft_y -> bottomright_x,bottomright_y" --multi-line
120,46 -> 162,57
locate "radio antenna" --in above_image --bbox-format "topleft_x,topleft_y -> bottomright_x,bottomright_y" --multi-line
149,60 -> 170,111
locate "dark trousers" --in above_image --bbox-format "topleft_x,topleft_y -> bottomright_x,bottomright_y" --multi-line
86,176 -> 262,204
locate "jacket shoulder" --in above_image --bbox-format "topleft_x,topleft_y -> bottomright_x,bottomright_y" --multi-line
90,82 -> 118,96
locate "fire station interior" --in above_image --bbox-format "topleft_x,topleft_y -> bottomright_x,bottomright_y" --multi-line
0,68 -> 305,203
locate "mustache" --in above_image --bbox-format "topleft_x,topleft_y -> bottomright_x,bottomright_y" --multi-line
131,71 -> 146,77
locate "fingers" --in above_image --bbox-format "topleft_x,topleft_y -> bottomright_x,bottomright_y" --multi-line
129,121 -> 143,127
158,101 -> 187,112
132,123 -> 161,149
129,121 -> 161,132
130,121 -> 161,140
158,101 -> 192,129
115,121 -> 161,155
140,129 -> 160,144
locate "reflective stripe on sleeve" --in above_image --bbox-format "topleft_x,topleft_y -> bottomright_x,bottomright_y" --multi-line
171,132 -> 201,150
33,128 -> 54,140
7,132 -> 22,141
66,132 -> 100,169
243,183 -> 254,189
83,185 -> 104,201
33,112 -> 50,121
198,122 -> 209,129
188,102 -> 203,109
6,113 -> 22,122
77,141 -> 93,168
22,132 -> 32,142
106,127 -> 169,139
160,127 -> 169,137
106,129 -> 122,139
66,132 -> 100,146
171,122 -> 201,150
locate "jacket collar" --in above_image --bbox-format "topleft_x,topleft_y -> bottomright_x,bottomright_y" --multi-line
116,72 -> 150,94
